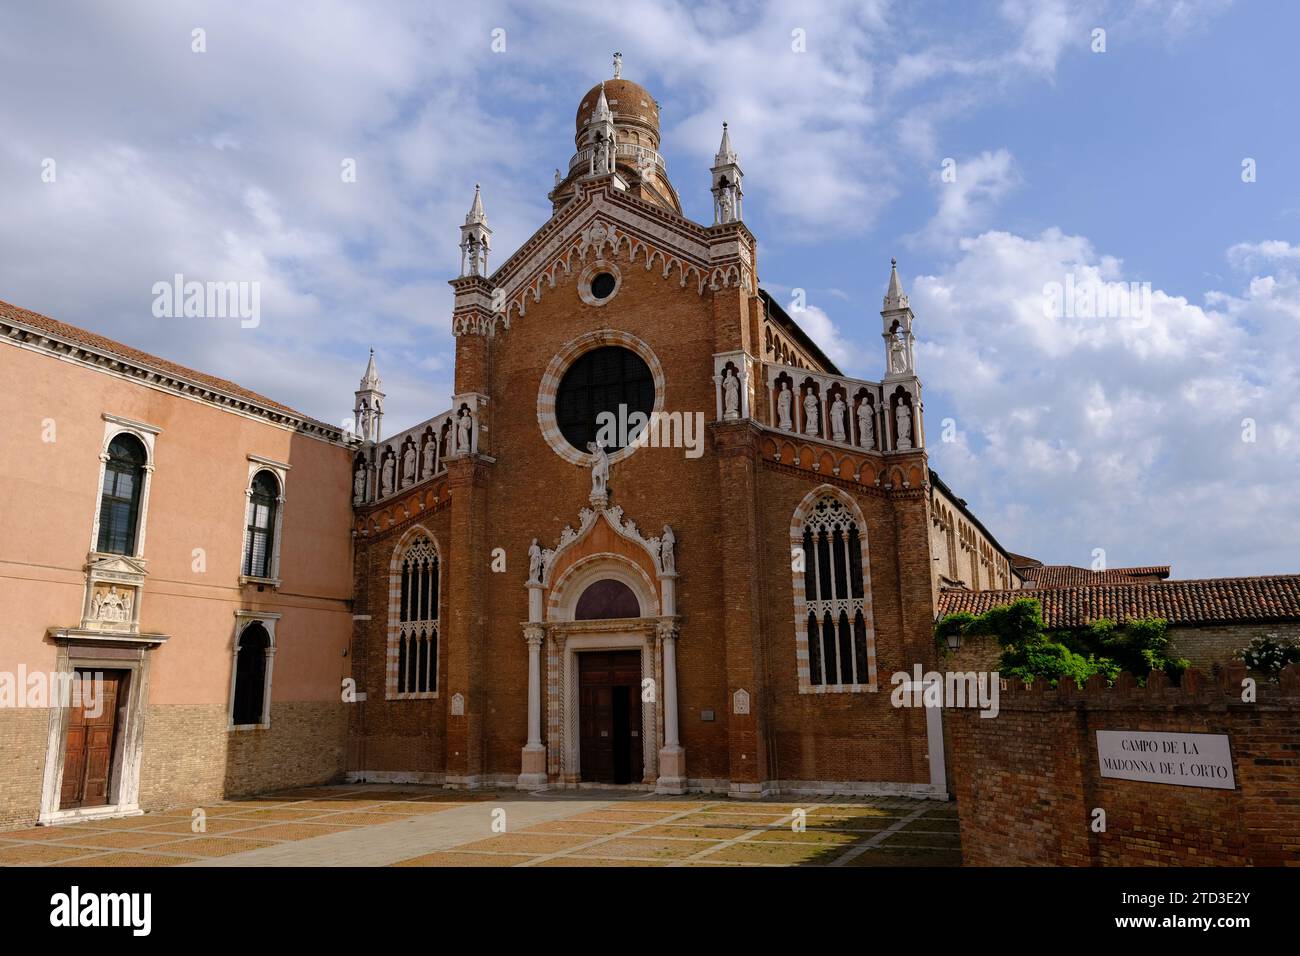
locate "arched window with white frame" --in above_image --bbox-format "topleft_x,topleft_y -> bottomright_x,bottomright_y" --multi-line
96,433 -> 148,555
229,615 -> 276,729
243,470 -> 279,578
388,531 -> 440,699
791,489 -> 878,693
240,458 -> 288,584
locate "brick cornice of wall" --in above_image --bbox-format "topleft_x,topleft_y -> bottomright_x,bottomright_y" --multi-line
758,429 -> 928,492
947,662 -> 1300,712
761,456 -> 927,501
355,477 -> 452,539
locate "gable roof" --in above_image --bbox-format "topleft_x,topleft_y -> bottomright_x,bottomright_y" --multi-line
939,575 -> 1300,628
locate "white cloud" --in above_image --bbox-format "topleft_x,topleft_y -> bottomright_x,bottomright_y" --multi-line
915,228 -> 1300,577
909,148 -> 1020,248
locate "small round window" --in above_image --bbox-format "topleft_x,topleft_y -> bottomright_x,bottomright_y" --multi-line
555,346 -> 654,452
590,272 -> 617,300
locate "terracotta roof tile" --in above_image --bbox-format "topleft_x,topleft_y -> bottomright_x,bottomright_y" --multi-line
1025,565 -> 1171,587
939,575 -> 1300,628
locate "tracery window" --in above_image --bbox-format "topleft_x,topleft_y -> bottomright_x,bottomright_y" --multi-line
795,494 -> 875,691
391,534 -> 440,698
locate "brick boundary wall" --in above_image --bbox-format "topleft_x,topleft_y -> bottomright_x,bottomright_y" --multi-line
945,664 -> 1300,866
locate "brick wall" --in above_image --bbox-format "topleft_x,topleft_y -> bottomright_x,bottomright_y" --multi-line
0,710 -> 51,829
1168,620 -> 1300,670
140,701 -> 347,809
347,502 -> 452,778
946,664 -> 1300,866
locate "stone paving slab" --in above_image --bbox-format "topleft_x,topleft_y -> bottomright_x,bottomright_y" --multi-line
197,793 -> 620,867
0,785 -> 962,868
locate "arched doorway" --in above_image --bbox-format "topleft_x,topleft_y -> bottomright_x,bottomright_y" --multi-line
572,578 -> 644,784
546,555 -> 662,788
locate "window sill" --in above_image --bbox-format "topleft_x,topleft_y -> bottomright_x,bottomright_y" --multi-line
799,683 -> 879,695
228,722 -> 271,732
239,575 -> 281,590
386,691 -> 440,701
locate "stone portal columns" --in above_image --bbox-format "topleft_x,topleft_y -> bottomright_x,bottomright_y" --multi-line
656,617 -> 687,793
518,582 -> 548,789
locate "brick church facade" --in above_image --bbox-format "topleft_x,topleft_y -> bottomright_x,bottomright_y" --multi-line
4,62 -> 1290,828
343,62 -> 1009,797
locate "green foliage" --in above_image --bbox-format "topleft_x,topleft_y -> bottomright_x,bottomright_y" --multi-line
969,598 -> 1044,649
1000,640 -> 1101,686
1236,633 -> 1300,681
933,598 -> 1188,686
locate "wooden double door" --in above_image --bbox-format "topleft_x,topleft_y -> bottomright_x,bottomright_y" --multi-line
60,669 -> 126,810
578,651 -> 644,785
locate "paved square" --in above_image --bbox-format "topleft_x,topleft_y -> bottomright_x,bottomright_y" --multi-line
0,785 -> 961,867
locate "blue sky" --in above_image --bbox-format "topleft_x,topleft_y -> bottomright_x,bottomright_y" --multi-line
2,0 -> 1297,577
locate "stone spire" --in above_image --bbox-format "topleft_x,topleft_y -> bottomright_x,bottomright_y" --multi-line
881,257 -> 917,380
883,257 -> 909,311
710,122 -> 744,225
880,258 -> 922,449
584,82 -> 616,177
715,122 -> 737,166
354,348 -> 385,443
593,81 -> 612,125
459,184 -> 492,277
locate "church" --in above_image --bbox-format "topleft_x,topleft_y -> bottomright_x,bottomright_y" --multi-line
0,58 -> 1056,829
342,57 -> 1017,797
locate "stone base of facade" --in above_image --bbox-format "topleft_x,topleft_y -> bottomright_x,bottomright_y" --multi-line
517,744 -> 547,789
0,700 -> 348,832
655,746 -> 687,794
345,770 -> 447,785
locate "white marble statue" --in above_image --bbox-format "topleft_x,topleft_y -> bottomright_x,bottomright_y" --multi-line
896,402 -> 913,450
660,524 -> 676,574
381,455 -> 395,496
890,337 -> 908,374
421,439 -> 436,477
723,368 -> 740,418
528,538 -> 543,583
456,410 -> 472,453
719,187 -> 734,223
830,395 -> 846,443
803,390 -> 820,436
777,382 -> 793,431
401,444 -> 416,484
587,441 -> 610,499
353,463 -> 366,503
858,402 -> 875,450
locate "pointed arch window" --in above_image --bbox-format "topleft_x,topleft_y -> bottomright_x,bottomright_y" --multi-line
97,434 -> 147,555
389,534 -> 440,699
793,492 -> 877,692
